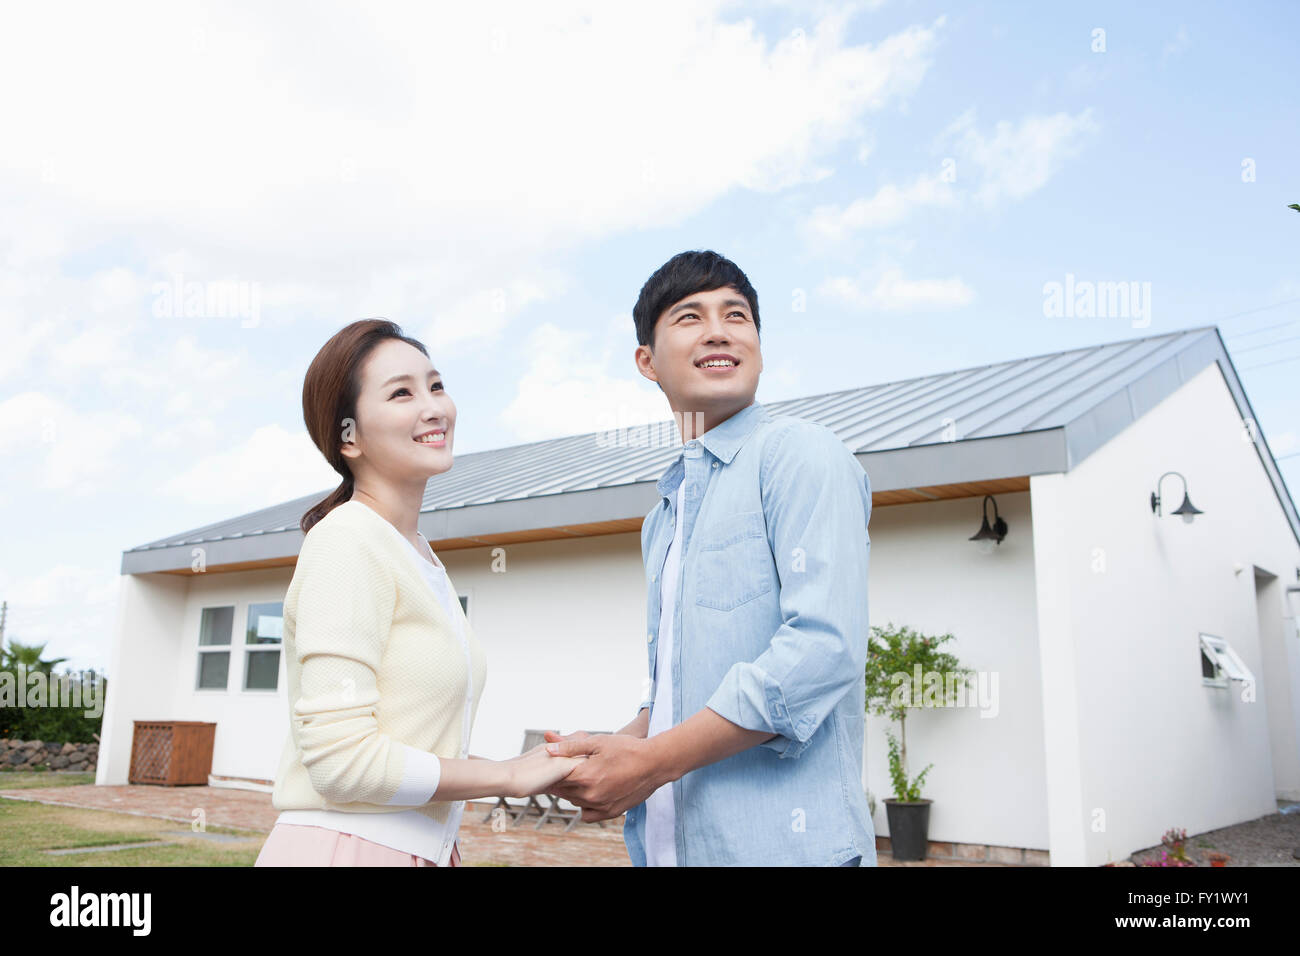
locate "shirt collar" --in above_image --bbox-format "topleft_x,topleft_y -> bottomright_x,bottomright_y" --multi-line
695,400 -> 766,465
655,400 -> 767,501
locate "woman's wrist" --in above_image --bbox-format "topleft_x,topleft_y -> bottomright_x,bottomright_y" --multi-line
497,758 -> 520,799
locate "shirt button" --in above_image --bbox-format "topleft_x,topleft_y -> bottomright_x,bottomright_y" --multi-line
647,632 -> 654,644
652,574 -> 657,582
712,462 -> 718,469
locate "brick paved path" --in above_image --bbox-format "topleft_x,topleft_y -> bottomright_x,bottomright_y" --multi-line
0,783 -> 1018,865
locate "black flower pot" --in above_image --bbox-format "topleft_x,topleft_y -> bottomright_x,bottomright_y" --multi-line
884,798 -> 933,861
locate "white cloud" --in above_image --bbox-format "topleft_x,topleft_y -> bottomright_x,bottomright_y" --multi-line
804,105 -> 1094,244
819,267 -> 974,311
423,271 -> 570,356
0,563 -> 121,674
0,391 -> 146,496
0,2 -> 945,299
1162,25 -> 1190,63
156,424 -> 340,511
939,107 -> 1099,206
804,173 -> 955,241
499,321 -> 669,441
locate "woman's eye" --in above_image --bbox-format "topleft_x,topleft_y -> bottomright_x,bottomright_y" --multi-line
432,382 -> 444,391
391,387 -> 411,398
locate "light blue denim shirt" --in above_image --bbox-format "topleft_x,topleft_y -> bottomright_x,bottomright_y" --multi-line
624,400 -> 876,866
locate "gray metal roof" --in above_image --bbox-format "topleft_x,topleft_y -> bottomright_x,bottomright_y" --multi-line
121,325 -> 1300,572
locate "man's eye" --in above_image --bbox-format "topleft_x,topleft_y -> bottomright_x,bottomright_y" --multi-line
728,311 -> 748,319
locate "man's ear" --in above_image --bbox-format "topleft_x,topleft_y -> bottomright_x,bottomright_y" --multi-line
635,344 -> 659,385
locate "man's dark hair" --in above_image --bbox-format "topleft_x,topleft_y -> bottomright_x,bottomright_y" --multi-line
633,250 -> 760,349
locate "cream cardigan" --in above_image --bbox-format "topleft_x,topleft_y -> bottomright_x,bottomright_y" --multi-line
270,499 -> 487,828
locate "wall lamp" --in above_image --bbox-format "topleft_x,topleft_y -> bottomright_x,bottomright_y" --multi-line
1150,471 -> 1203,524
969,495 -> 1008,553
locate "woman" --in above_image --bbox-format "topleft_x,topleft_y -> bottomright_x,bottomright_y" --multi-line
255,319 -> 580,867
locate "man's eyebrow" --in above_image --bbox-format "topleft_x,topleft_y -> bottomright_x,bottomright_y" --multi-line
667,298 -> 750,318
381,369 -> 441,387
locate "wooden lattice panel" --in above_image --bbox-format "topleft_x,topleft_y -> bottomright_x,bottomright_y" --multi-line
128,721 -> 216,785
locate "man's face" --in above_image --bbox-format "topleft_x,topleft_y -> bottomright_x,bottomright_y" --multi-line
635,285 -> 762,426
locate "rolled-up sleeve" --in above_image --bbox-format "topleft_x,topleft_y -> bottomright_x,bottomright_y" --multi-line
289,520 -> 440,806
705,423 -> 871,759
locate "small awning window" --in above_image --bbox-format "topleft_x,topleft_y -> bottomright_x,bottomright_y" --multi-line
1199,634 -> 1255,686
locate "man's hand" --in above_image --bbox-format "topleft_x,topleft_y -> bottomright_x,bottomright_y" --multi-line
542,729 -> 591,748
544,734 -> 666,822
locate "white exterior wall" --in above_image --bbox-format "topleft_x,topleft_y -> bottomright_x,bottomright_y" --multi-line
864,490 -> 1048,851
172,567 -> 295,784
103,503 -> 1049,845
98,566 -> 296,786
438,532 -> 649,758
98,535 -> 651,786
1031,361 -> 1300,866
96,572 -> 190,785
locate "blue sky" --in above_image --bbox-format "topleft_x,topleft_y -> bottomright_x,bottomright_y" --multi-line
1,0 -> 1297,672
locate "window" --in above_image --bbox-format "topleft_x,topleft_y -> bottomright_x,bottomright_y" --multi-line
244,601 -> 284,691
197,606 -> 234,690
1199,634 -> 1255,688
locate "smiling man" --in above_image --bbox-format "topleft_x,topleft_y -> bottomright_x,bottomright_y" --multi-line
545,249 -> 876,866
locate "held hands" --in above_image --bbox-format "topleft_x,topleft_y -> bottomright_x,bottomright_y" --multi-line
504,745 -> 585,799
541,730 -> 666,823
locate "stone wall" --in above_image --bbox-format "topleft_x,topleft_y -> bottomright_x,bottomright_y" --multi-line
0,737 -> 98,772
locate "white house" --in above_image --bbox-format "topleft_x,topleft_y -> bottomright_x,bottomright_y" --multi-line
98,325 -> 1300,865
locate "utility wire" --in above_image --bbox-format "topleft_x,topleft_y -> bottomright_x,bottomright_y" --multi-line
1239,353 -> 1300,372
1225,318 -> 1298,341
1232,333 -> 1300,355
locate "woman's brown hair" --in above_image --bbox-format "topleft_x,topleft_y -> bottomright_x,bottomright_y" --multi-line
300,319 -> 430,535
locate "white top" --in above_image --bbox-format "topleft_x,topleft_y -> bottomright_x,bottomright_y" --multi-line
644,480 -> 685,866
275,526 -> 473,865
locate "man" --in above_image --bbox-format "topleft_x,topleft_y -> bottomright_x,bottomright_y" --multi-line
545,250 -> 875,866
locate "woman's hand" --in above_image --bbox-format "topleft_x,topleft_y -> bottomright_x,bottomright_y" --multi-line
503,747 -> 585,799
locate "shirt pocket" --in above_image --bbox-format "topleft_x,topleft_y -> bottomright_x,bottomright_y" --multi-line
693,510 -> 775,612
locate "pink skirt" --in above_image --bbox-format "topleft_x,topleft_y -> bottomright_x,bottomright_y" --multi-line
254,823 -> 461,867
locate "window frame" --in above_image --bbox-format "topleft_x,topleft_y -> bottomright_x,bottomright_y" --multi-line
1199,633 -> 1254,688
195,605 -> 235,692
243,601 -> 284,693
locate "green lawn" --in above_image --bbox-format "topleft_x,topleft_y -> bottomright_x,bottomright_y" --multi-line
0,772 -> 507,865
0,771 -> 99,789
0,795 -> 264,866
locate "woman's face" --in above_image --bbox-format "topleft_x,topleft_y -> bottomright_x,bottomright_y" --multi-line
341,338 -> 456,481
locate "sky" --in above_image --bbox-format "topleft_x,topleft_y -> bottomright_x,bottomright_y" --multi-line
2,0 -> 1297,674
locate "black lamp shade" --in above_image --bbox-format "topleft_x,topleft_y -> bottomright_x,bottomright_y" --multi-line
1172,491 -> 1203,523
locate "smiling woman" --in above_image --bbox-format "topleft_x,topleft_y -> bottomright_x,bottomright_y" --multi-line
256,319 -> 583,867
298,320 -> 447,536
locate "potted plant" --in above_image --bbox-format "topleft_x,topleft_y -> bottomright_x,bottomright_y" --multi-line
1161,827 -> 1196,866
864,622 -> 974,861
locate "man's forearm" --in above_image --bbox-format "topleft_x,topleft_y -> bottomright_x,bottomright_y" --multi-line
644,706 -> 776,785
616,707 -> 650,738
